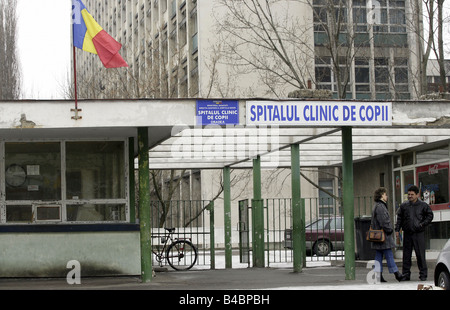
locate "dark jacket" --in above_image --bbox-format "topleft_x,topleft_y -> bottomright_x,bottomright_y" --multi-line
395,199 -> 433,234
370,200 -> 396,250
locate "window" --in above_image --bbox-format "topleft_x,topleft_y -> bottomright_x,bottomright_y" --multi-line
329,217 -> 344,230
319,179 -> 335,215
6,205 -> 31,223
315,57 -> 332,90
5,142 -> 61,201
66,141 -> 125,200
395,67 -> 408,83
35,205 -> 61,222
355,58 -> 370,93
416,147 -> 449,165
401,151 -> 414,166
1,140 -> 128,224
307,219 -> 327,230
417,162 -> 449,207
67,204 -> 126,222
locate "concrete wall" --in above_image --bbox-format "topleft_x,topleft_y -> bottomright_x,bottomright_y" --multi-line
353,156 -> 393,216
0,231 -> 140,277
354,156 -> 392,197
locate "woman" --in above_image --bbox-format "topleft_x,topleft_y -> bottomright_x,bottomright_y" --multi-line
371,187 -> 406,282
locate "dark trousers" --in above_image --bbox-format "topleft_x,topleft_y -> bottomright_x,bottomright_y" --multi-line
402,231 -> 427,279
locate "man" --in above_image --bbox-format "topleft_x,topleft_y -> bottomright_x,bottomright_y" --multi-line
395,185 -> 434,281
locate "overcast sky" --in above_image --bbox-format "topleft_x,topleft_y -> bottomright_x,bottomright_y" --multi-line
17,0 -> 71,99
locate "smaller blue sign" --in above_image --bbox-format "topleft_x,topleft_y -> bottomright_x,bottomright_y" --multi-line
196,100 -> 239,125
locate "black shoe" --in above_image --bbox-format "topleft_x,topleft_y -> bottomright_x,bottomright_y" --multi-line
419,276 -> 427,281
380,273 -> 387,282
395,272 -> 407,282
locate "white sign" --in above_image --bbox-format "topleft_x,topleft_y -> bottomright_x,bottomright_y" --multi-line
246,101 -> 392,126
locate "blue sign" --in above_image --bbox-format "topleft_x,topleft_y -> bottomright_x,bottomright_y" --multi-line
196,100 -> 239,125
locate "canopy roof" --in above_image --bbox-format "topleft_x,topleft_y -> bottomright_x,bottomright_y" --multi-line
151,126 -> 449,169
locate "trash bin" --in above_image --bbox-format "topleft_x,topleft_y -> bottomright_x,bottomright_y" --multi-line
354,216 -> 376,260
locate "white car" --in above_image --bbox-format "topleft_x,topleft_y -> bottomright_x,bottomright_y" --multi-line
434,238 -> 450,290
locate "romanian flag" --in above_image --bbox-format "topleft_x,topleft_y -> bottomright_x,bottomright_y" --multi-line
72,0 -> 128,68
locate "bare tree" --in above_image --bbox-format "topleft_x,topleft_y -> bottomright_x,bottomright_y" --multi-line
436,0 -> 447,91
411,0 -> 447,96
214,0 -> 315,98
213,0 -> 381,99
0,0 -> 21,99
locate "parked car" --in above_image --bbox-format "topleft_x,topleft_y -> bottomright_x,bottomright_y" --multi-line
434,238 -> 450,290
305,216 -> 344,256
285,216 -> 344,256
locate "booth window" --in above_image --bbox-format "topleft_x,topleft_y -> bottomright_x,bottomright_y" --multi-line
5,142 -> 61,201
2,140 -> 128,224
66,141 -> 125,199
67,204 -> 126,222
65,141 -> 126,222
4,142 -> 61,223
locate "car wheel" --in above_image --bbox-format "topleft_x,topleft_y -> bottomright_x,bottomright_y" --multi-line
437,270 -> 450,290
314,240 -> 330,256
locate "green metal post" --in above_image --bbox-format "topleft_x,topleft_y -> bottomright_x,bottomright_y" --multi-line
290,144 -> 304,272
252,156 -> 265,268
209,200 -> 215,270
342,127 -> 355,280
138,127 -> 152,282
223,167 -> 232,268
128,137 -> 136,223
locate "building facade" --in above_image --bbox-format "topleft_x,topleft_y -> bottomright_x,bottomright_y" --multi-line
75,0 -> 423,100
76,0 -> 200,98
313,0 -> 421,100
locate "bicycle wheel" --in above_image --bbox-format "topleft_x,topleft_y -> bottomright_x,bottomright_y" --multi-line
166,240 -> 198,271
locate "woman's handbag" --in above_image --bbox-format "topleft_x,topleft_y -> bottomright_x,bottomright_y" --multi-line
366,226 -> 385,242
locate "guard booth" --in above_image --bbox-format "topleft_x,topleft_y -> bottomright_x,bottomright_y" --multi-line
0,138 -> 141,277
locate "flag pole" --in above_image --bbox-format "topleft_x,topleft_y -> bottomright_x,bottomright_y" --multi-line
71,2 -> 81,120
73,45 -> 78,110
71,44 -> 82,120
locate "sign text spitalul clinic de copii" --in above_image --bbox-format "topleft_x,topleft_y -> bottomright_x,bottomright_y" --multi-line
246,101 -> 392,126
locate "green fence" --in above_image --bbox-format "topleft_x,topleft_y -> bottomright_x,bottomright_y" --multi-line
260,197 -> 374,266
148,197 -> 375,269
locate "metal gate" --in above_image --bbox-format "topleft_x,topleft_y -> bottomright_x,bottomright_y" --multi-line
237,197 -> 372,267
237,197 -> 348,267
238,199 -> 250,265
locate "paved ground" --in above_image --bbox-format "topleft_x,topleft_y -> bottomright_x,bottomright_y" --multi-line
0,259 -> 438,290
1,259 -> 445,308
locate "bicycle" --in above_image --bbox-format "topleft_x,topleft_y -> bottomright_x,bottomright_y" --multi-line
152,227 -> 198,271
